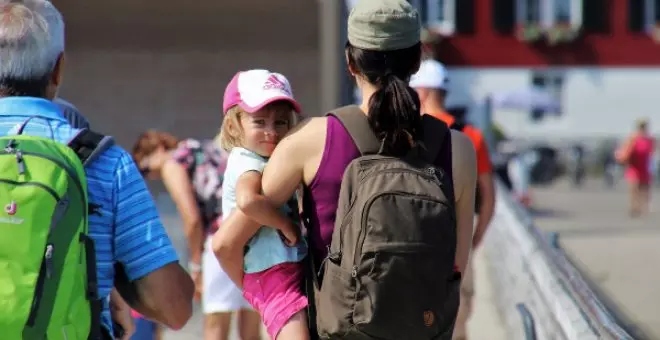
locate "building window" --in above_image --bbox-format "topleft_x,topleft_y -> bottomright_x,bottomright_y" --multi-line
410,0 -> 456,35
518,0 -> 542,25
529,70 -> 564,121
582,0 -> 610,34
516,0 -> 582,28
644,0 -> 660,31
426,0 -> 456,34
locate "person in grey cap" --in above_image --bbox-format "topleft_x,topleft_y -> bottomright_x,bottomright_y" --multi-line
215,0 -> 477,339
54,98 -> 91,129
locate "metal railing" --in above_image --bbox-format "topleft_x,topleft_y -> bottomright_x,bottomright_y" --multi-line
497,179 -> 635,340
517,303 -> 538,340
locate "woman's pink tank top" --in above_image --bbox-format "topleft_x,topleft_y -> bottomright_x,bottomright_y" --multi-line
303,116 -> 360,263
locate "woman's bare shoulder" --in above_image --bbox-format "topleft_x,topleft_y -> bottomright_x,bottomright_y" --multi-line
449,129 -> 477,196
450,130 -> 477,166
275,116 -> 328,159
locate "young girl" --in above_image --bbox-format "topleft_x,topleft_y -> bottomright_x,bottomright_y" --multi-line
215,69 -> 309,340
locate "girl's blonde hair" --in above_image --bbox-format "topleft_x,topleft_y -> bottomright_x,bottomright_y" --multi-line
216,101 -> 299,151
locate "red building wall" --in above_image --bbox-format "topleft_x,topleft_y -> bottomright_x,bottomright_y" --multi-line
436,0 -> 660,67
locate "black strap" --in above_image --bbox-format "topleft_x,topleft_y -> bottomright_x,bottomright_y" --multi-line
421,114 -> 456,212
81,234 -> 104,340
69,129 -> 113,339
421,114 -> 450,164
326,105 -> 380,155
67,129 -> 115,166
300,185 -> 320,340
450,121 -> 466,132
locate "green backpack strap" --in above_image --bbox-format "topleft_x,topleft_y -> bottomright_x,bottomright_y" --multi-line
67,129 -> 114,340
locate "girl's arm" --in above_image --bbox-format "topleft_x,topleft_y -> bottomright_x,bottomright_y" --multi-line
211,209 -> 260,288
235,171 -> 298,245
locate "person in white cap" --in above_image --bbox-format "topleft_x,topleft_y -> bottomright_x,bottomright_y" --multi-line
411,59 -> 496,340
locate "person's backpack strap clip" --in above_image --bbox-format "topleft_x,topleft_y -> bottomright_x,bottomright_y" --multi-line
67,129 -> 115,166
326,105 -> 381,155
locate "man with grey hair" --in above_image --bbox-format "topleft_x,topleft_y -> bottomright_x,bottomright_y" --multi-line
0,1 -> 194,339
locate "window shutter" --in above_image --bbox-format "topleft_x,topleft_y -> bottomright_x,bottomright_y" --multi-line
455,0 -> 475,34
492,0 -> 516,34
583,0 -> 610,33
628,0 -> 646,32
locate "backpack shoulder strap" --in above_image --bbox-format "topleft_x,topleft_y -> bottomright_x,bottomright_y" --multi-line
421,114 -> 455,205
67,129 -> 115,166
326,105 -> 380,155
450,121 -> 466,132
421,114 -> 450,162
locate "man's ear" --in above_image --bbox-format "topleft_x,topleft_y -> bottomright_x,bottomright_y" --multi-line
46,53 -> 65,99
51,53 -> 65,88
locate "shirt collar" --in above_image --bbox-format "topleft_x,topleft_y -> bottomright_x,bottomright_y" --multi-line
0,97 -> 67,122
425,111 -> 455,126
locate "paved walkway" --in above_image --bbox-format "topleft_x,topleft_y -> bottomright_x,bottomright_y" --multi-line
466,247 -> 508,340
162,249 -> 507,339
156,194 -> 507,339
531,179 -> 660,340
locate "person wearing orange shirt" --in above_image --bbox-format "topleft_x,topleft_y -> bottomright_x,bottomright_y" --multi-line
410,59 -> 496,340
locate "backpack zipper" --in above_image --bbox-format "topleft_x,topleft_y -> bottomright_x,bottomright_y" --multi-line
0,178 -> 69,326
0,179 -> 61,201
360,166 -> 442,184
0,151 -> 85,203
354,190 -> 453,274
341,167 -> 443,277
0,151 -> 89,327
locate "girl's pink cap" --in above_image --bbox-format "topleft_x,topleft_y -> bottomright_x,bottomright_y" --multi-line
222,69 -> 301,114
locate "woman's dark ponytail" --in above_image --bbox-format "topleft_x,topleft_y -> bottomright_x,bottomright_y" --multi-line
346,42 -> 423,156
367,74 -> 421,155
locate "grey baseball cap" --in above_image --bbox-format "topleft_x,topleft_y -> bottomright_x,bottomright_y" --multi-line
347,0 -> 421,51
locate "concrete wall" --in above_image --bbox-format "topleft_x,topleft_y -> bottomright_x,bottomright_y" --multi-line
53,0 -> 320,148
444,68 -> 660,140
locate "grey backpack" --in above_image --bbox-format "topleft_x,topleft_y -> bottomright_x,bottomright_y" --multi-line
312,106 -> 461,340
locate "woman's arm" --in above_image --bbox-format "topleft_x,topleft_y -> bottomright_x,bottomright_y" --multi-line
615,135 -> 635,164
212,210 -> 261,288
260,119 -> 320,206
451,131 -> 478,274
161,159 -> 204,268
236,171 -> 298,245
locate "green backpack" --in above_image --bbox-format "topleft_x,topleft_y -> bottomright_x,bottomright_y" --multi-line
0,121 -> 113,340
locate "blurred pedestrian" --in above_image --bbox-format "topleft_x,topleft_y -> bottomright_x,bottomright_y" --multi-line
616,119 -> 655,216
132,130 -> 262,340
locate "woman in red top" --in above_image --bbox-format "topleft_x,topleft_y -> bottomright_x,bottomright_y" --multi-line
616,119 -> 656,217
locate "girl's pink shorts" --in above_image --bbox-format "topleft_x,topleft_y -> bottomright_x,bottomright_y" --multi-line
243,262 -> 308,339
